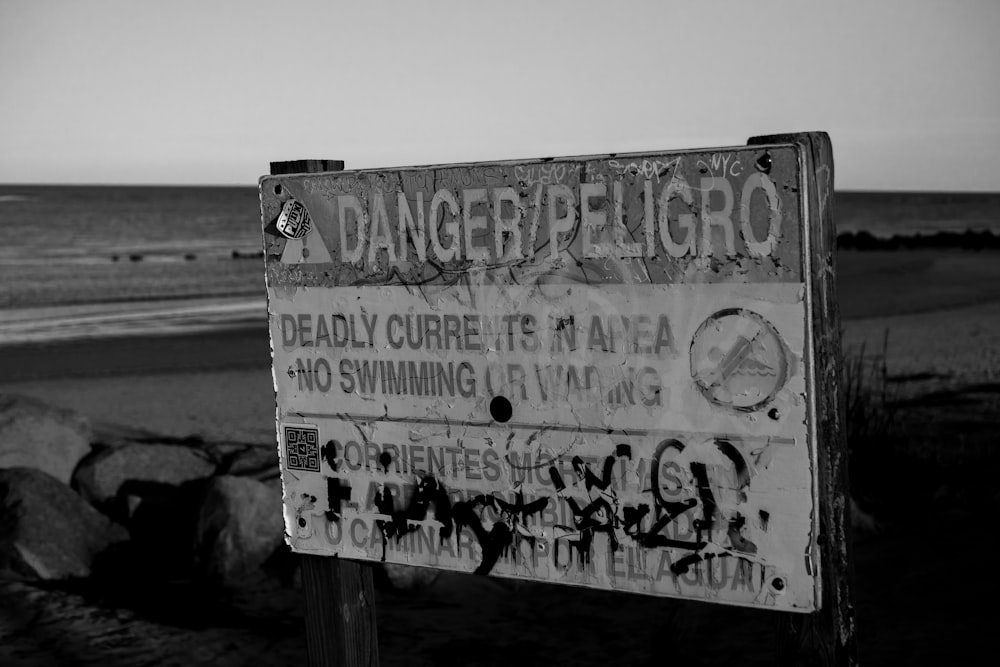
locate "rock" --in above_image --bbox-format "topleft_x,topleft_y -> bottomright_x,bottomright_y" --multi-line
193,475 -> 284,587
203,442 -> 279,480
0,394 -> 92,484
0,467 -> 127,579
72,442 -> 216,512
383,563 -> 441,591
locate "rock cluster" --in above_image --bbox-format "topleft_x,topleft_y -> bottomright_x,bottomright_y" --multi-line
0,393 -> 434,595
0,393 -> 286,588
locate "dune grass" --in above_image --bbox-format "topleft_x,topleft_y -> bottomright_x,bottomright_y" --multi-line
842,330 -> 912,515
844,330 -> 896,449
840,330 -> 988,518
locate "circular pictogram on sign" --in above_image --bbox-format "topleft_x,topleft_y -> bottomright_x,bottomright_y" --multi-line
689,308 -> 788,412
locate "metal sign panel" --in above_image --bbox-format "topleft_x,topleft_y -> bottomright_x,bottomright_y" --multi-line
260,143 -> 820,611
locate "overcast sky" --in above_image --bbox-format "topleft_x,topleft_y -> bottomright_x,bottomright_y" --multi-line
1,0 -> 997,190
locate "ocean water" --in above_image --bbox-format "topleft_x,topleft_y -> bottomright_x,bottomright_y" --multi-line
0,185 -> 265,309
0,186 -> 262,265
836,191 -> 1000,237
0,185 -> 997,343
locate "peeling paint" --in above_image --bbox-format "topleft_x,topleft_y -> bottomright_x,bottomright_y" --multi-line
261,145 -> 820,612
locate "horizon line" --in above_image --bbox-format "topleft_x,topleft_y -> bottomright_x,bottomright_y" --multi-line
1,182 -> 998,196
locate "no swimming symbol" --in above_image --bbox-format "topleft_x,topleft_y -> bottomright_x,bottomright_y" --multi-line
690,309 -> 788,411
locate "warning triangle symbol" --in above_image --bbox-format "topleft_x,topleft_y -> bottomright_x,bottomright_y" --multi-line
280,231 -> 334,264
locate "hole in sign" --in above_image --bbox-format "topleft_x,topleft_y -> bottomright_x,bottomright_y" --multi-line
490,396 -> 513,423
274,183 -> 283,195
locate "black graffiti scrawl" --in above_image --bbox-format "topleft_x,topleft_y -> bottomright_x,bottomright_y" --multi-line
372,473 -> 548,575
545,438 -> 763,577
647,438 -> 759,575
548,444 -> 648,566
318,433 -> 773,586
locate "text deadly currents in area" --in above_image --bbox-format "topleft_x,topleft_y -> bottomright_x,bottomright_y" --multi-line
261,142 -> 821,612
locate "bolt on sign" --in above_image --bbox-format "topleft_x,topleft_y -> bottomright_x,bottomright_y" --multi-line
261,138 -> 826,612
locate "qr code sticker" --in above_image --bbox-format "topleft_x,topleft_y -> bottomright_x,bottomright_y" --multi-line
284,426 -> 320,472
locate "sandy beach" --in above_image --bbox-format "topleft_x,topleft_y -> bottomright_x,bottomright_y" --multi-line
1,248 -> 999,665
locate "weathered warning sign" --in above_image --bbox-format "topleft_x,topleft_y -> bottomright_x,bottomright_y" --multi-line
261,142 -> 821,611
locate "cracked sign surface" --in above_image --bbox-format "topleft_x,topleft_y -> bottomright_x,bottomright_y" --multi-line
260,143 -> 819,611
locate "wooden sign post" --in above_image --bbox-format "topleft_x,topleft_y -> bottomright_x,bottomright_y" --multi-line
750,133 -> 858,666
262,132 -> 856,665
269,159 -> 380,667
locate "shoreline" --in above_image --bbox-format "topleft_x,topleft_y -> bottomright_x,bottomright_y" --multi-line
1,247 -> 997,445
3,247 -> 999,379
0,295 -> 265,347
3,248 -> 999,342
836,229 -> 1000,247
